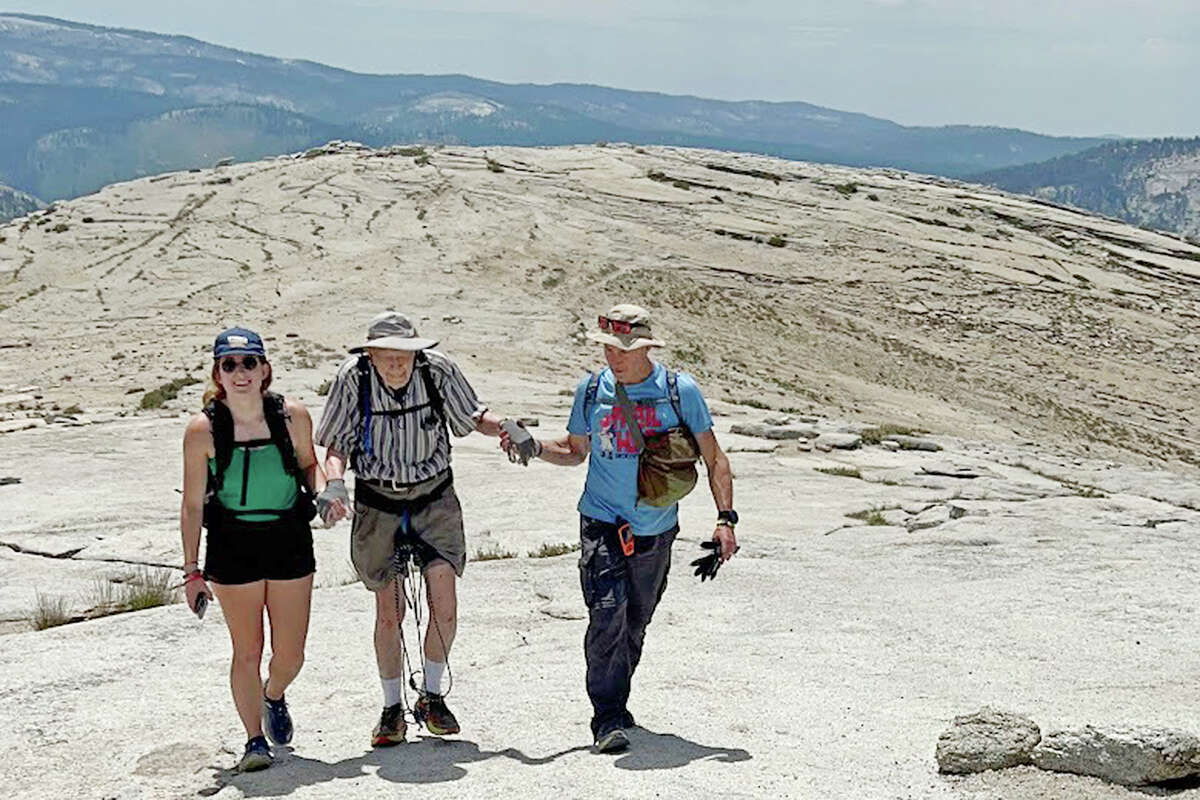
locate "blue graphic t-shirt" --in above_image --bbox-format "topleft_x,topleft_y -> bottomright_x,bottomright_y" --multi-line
567,363 -> 713,535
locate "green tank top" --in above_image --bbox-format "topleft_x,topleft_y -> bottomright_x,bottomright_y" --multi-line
209,439 -> 299,522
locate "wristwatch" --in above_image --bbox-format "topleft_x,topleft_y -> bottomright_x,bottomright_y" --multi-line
717,509 -> 738,528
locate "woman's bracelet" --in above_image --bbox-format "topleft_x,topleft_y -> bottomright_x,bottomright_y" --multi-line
184,570 -> 204,583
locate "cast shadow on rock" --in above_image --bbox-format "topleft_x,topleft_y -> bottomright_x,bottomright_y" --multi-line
199,736 -> 592,797
613,727 -> 752,771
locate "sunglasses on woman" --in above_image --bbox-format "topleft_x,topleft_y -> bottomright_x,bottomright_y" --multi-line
219,355 -> 262,372
597,316 -> 637,334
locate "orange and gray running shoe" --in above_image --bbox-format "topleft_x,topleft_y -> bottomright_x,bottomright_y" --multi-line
414,693 -> 460,735
371,703 -> 407,747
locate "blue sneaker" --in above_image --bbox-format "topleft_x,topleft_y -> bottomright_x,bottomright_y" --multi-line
262,688 -> 293,746
237,736 -> 273,772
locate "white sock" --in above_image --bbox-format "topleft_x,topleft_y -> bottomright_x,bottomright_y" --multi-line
381,677 -> 404,707
423,659 -> 446,695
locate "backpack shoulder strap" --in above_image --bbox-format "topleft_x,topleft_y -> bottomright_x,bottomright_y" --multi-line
666,370 -> 685,426
353,353 -> 373,466
583,371 -> 601,433
263,392 -> 303,481
416,351 -> 445,424
203,399 -> 234,492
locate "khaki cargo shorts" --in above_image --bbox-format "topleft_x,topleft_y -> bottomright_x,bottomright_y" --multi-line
351,472 -> 467,591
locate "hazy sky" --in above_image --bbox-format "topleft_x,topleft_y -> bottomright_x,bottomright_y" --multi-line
4,0 -> 1198,137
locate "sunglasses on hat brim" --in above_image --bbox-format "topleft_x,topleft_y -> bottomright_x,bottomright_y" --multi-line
597,316 -> 647,335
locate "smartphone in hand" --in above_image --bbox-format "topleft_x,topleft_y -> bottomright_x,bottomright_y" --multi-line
194,591 -> 208,620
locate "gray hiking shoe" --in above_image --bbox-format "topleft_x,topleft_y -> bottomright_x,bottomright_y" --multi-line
593,727 -> 630,754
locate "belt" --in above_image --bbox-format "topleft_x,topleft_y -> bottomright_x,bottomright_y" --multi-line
359,469 -> 451,493
355,473 -> 453,516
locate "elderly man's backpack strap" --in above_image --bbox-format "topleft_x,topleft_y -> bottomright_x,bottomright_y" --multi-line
352,354 -> 374,470
415,351 -> 446,427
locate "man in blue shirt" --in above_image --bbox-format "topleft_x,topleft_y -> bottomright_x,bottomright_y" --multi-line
503,304 -> 738,753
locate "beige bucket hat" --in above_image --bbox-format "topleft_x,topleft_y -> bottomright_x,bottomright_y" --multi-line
586,304 -> 665,351
350,311 -> 439,352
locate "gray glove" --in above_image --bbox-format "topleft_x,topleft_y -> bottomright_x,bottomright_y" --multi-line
316,479 -> 349,527
500,419 -> 541,466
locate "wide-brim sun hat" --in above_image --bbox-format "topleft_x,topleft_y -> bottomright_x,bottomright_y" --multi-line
586,303 -> 665,351
350,311 -> 439,352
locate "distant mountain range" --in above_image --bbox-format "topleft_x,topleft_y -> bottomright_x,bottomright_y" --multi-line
0,181 -> 40,221
975,138 -> 1200,242
0,12 -> 1109,215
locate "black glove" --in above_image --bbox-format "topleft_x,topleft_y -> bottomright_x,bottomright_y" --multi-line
690,541 -> 724,582
500,419 -> 541,466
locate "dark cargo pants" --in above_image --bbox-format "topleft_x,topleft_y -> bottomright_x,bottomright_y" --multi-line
578,515 -> 678,738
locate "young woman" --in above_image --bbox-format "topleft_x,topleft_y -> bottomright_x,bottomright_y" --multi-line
180,327 -> 346,772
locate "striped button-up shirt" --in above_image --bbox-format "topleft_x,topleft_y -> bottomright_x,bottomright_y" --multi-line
315,350 -> 486,484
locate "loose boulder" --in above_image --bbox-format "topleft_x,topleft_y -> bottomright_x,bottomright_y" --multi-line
936,708 -> 1041,774
1031,726 -> 1200,786
885,435 -> 942,451
814,432 -> 861,450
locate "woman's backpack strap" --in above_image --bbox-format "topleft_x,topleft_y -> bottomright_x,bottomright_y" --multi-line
263,392 -> 303,479
203,399 -> 234,492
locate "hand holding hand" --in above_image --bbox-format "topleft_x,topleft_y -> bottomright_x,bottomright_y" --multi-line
499,419 -> 542,466
317,479 -> 350,528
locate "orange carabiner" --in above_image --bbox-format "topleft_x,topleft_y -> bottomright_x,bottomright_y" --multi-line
617,523 -> 635,557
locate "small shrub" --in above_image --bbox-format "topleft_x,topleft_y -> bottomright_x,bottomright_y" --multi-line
767,235 -> 786,248
61,404 -> 83,415
595,140 -> 608,148
816,466 -> 862,479
846,508 -> 891,525
735,397 -> 771,410
867,193 -> 880,202
316,379 -> 332,397
140,376 -> 200,409
394,146 -> 426,157
414,154 -> 431,166
486,158 -> 504,173
51,222 -> 69,233
472,544 -> 517,561
833,182 -> 858,197
946,206 -> 963,217
91,567 -> 180,615
646,169 -> 667,182
32,593 -> 71,630
528,542 -> 580,558
860,423 -> 920,445
416,208 -> 427,220
672,180 -> 691,190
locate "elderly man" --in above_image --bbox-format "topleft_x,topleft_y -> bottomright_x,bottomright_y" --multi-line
502,304 -> 738,753
315,311 -> 519,747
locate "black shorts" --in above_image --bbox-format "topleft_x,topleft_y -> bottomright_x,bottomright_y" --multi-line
204,514 -> 316,585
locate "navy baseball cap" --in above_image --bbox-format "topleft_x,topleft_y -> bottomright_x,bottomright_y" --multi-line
213,327 -> 267,359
